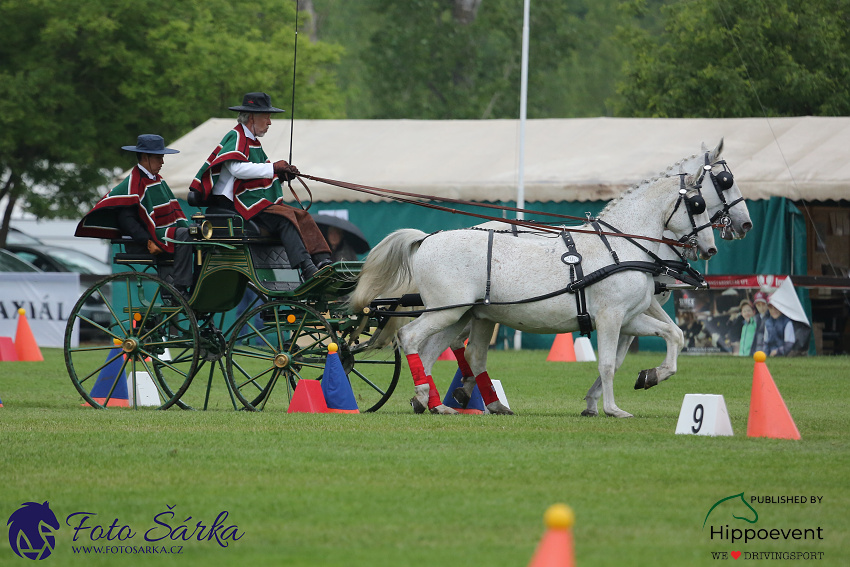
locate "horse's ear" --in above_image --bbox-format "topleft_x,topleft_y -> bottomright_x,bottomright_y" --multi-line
701,141 -> 709,153
710,138 -> 724,161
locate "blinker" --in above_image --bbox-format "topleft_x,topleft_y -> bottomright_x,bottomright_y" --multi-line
713,170 -> 734,190
687,193 -> 706,215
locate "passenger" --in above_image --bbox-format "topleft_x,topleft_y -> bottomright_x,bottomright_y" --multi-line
190,92 -> 331,280
75,134 -> 193,297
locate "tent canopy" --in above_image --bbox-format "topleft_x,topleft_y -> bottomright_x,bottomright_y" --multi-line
156,116 -> 850,203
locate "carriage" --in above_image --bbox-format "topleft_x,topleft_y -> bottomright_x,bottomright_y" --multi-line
63,209 -> 402,412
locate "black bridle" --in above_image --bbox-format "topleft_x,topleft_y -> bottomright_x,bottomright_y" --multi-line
700,152 -> 745,237
665,174 -> 713,250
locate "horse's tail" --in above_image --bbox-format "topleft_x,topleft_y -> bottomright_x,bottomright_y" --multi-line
348,229 -> 427,348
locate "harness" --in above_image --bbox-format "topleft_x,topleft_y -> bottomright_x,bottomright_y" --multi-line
365,160 -> 729,334
371,184 -> 713,338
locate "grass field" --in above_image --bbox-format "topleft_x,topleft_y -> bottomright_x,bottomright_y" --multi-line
1,348 -> 848,566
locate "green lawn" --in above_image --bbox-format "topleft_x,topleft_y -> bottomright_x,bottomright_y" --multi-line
1,349 -> 848,566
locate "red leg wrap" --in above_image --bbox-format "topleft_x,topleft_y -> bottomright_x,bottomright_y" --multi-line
475,371 -> 499,406
407,353 -> 442,409
452,347 -> 473,378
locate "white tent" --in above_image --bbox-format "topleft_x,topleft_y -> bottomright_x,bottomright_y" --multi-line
155,116 -> 850,203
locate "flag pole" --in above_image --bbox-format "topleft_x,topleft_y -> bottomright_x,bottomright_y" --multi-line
515,0 -> 530,351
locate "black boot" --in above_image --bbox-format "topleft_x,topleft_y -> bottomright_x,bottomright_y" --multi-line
312,253 -> 332,270
300,259 -> 319,280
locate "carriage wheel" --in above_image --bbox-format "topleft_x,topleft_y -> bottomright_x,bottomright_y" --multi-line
225,301 -> 337,411
159,283 -> 272,411
64,272 -> 200,410
337,326 -> 401,412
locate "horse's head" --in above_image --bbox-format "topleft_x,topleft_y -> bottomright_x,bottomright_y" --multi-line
663,173 -> 717,260
7,501 -> 60,560
699,139 -> 752,240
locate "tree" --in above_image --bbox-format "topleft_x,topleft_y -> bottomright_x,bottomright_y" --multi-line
612,0 -> 850,117
0,0 -> 344,245
362,0 -> 582,119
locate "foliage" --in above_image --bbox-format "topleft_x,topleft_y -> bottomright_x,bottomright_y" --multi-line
0,0 -> 344,241
361,0 -> 583,119
612,0 -> 850,117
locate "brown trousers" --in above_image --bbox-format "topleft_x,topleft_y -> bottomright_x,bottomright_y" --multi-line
257,204 -> 330,266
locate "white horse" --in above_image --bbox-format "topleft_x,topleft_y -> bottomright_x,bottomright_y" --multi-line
350,174 -> 717,417
438,140 -> 753,416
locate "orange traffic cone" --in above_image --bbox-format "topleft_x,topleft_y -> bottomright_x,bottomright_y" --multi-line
15,308 -> 43,362
0,337 -> 18,361
747,351 -> 801,440
528,504 -> 575,567
547,334 -> 576,362
437,348 -> 456,361
287,380 -> 330,413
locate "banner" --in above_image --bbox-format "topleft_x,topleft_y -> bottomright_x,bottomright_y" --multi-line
0,273 -> 80,348
674,275 -> 810,356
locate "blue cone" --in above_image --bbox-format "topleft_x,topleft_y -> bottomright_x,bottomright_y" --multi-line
442,368 -> 485,411
321,351 -> 359,413
89,347 -> 129,403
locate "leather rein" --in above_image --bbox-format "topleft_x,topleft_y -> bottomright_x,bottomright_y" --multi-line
292,173 -> 701,249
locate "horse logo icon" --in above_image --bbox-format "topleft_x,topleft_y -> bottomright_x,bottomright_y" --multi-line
7,501 -> 60,560
703,492 -> 759,528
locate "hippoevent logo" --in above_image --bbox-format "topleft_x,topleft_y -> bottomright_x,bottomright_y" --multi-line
7,502 -> 60,560
5,502 -> 244,560
704,492 -> 825,561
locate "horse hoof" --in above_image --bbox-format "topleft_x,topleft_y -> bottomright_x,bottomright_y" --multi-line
429,404 -> 459,415
410,397 -> 427,414
605,408 -> 634,418
580,409 -> 598,417
643,368 -> 659,389
452,387 -> 471,409
486,401 -> 514,415
635,368 -> 659,390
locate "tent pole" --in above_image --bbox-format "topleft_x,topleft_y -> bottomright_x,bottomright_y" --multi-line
514,0 -> 530,351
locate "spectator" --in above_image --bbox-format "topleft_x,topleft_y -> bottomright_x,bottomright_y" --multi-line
751,291 -> 770,353
736,300 -> 757,356
764,298 -> 795,356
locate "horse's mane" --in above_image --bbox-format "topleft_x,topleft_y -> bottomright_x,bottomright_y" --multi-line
598,152 -> 701,219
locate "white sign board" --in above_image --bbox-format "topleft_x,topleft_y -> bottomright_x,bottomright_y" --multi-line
675,394 -> 734,437
0,273 -> 80,348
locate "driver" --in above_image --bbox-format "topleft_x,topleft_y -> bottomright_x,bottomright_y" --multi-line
189,92 -> 331,280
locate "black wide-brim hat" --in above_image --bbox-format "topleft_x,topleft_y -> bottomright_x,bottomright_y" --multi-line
121,134 -> 179,154
228,92 -> 285,113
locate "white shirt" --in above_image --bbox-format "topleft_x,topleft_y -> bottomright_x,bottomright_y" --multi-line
211,126 -> 274,201
137,164 -> 156,180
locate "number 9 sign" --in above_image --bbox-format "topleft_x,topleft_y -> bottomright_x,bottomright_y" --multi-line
675,394 -> 734,437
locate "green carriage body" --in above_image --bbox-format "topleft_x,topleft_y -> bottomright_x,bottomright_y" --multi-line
64,212 -> 400,412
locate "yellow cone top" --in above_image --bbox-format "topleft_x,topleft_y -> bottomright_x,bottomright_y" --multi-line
544,504 -> 574,530
753,351 -> 767,363
18,308 -> 25,316
328,342 -> 338,354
